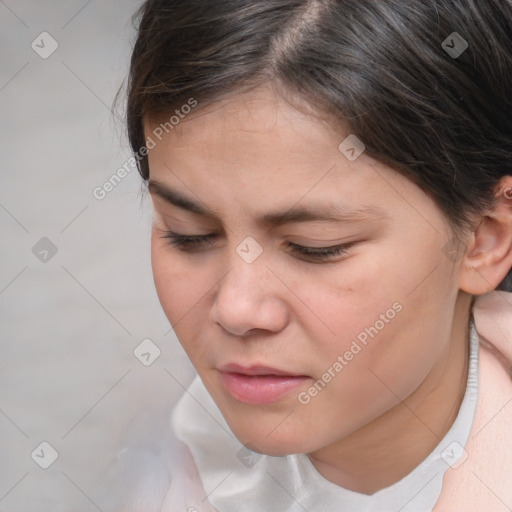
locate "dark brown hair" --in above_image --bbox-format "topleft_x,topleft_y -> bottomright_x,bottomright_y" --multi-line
119,0 -> 512,291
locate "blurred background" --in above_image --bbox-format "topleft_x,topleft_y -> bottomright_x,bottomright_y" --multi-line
0,1 -> 196,509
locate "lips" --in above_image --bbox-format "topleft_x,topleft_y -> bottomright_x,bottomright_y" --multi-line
219,363 -> 305,377
218,363 -> 310,404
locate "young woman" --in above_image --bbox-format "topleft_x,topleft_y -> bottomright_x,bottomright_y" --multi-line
108,0 -> 512,510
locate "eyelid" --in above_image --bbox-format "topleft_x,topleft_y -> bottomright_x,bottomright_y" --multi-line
156,227 -> 354,246
153,213 -> 217,234
158,229 -> 355,262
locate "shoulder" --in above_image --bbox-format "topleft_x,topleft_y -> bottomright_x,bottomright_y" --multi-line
434,336 -> 512,511
473,290 -> 512,372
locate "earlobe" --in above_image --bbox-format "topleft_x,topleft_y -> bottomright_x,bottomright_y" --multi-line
459,177 -> 512,295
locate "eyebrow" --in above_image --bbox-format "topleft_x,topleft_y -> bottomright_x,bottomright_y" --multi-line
147,180 -> 386,226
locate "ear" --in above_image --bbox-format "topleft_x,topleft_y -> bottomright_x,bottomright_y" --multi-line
459,176 -> 512,295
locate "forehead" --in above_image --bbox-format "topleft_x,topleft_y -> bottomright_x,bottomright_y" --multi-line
143,88 -> 360,201
145,93 -> 364,205
143,84 -> 344,151
142,86 -> 441,231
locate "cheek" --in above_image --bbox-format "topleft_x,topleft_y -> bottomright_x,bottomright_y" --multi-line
284,320 -> 440,452
288,258 -> 444,410
150,236 -> 207,335
309,293 -> 446,442
282,254 -> 403,351
151,237 -> 177,313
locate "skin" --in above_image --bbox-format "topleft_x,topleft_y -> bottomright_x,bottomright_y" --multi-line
144,83 -> 512,494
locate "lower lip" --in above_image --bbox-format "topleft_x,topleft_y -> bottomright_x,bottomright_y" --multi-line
220,372 -> 310,404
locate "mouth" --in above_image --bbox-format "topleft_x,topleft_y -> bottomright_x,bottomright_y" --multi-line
218,363 -> 311,405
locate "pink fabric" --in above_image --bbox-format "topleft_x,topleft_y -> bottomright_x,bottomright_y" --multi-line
434,290 -> 512,511
473,291 -> 512,370
161,290 -> 512,511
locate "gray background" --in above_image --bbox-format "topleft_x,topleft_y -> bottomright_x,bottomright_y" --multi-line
0,1 -> 195,509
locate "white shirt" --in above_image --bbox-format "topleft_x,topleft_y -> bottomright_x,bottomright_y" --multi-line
170,320 -> 479,512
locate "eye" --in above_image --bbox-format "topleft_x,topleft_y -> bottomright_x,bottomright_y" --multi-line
160,231 -> 217,251
159,230 -> 353,262
286,241 -> 351,261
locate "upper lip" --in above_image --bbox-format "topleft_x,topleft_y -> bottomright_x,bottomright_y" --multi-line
218,363 -> 307,377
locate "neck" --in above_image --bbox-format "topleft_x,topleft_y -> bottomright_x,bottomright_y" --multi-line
308,292 -> 472,495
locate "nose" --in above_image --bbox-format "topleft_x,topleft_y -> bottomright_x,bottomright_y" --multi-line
210,244 -> 289,337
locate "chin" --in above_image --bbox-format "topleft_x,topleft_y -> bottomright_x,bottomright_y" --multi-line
226,421 -> 311,456
241,438 -> 301,457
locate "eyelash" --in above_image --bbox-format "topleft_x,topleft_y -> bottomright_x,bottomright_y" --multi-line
160,231 -> 352,261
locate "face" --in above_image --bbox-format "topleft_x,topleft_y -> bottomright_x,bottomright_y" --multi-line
145,84 -> 464,456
